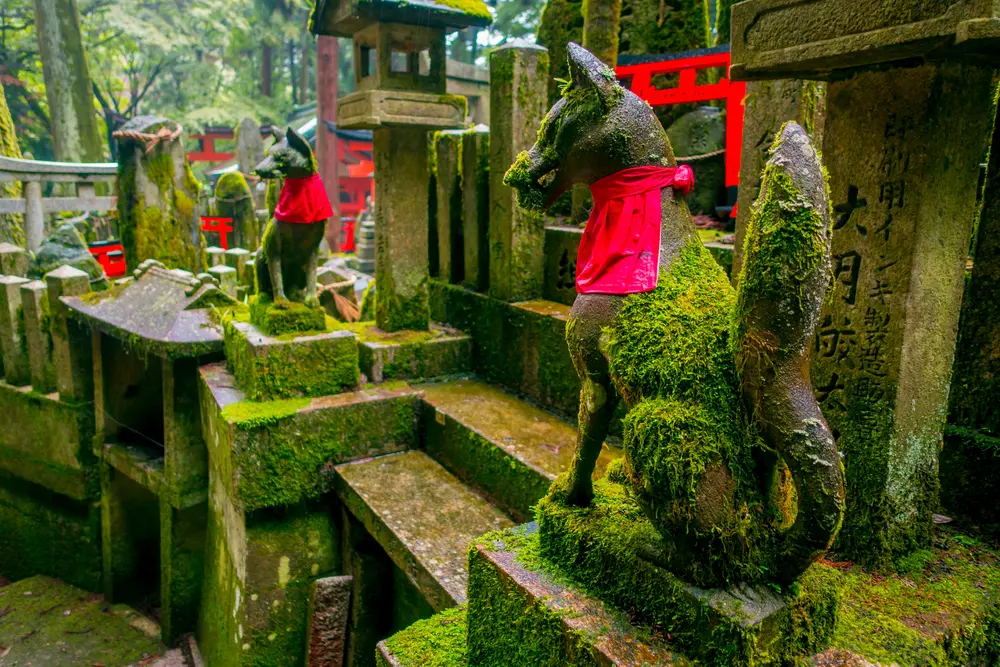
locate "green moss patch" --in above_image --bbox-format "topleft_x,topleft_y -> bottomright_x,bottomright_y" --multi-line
379,605 -> 468,667
250,295 -> 327,337
221,397 -> 312,429
831,528 -> 1000,665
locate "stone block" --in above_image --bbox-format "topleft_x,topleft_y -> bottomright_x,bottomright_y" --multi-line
18,280 -> 55,393
730,0 -> 1000,80
542,225 -> 582,306
207,264 -> 237,298
467,524 -> 694,667
45,265 -> 93,401
488,42 -> 549,302
337,89 -> 467,131
434,129 -> 464,284
461,125 -> 490,292
0,242 -> 29,277
224,318 -> 359,401
199,361 -> 419,511
354,325 -> 471,383
534,483 -> 843,665
223,247 -> 251,282
249,296 -> 327,336
306,575 -> 353,667
0,275 -> 29,385
206,246 -> 225,266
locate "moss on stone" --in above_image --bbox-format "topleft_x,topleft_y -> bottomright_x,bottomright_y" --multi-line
221,397 -> 311,429
249,294 -> 327,336
431,0 -> 491,20
0,84 -> 24,247
380,605 -> 468,667
214,172 -> 259,252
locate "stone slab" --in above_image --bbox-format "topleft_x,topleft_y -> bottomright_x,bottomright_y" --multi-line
536,479 -> 843,665
419,378 -> 621,522
730,0 -> 1000,80
355,325 -> 472,383
334,450 -> 513,611
102,441 -> 165,498
199,362 -> 421,512
338,89 -> 467,130
306,575 -> 353,667
468,524 -> 693,667
223,318 -> 360,401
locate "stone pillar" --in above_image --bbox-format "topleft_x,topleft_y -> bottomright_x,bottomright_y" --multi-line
374,128 -> 432,332
213,173 -> 258,252
208,265 -> 238,298
0,242 -> 29,277
206,247 -> 225,267
434,130 -> 464,284
224,248 -> 251,285
488,42 -> 549,302
116,116 -> 205,274
160,500 -> 207,643
162,357 -> 208,506
235,118 -> 265,178
306,575 -> 353,667
46,265 -> 93,401
462,125 -> 490,292
810,63 -> 996,566
23,180 -> 43,253
318,35 -> 341,250
20,280 -> 56,393
732,79 -> 825,283
0,275 -> 29,385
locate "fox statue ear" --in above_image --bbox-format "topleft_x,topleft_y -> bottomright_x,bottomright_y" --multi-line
270,126 -> 282,142
286,126 -> 312,158
566,42 -> 619,109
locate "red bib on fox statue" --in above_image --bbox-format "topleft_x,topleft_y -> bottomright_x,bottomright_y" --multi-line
274,173 -> 334,224
575,165 -> 694,295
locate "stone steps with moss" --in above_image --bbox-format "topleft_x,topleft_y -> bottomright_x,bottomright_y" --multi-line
333,450 -> 514,612
418,378 -> 622,521
0,575 -> 166,666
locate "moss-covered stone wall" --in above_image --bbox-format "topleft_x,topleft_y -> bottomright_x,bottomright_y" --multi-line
0,84 -> 24,247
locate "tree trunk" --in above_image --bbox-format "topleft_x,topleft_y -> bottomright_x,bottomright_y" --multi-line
33,0 -> 105,163
572,0 -> 624,223
289,41 -> 298,106
262,44 -> 274,97
0,84 -> 25,246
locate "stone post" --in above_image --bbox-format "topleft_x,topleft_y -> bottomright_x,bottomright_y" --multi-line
206,247 -> 225,267
235,118 -> 265,178
462,125 -> 490,292
20,280 -> 56,393
732,80 -> 825,283
213,173 -> 258,252
306,575 -> 353,667
810,63 -> 995,565
0,242 -> 29,277
374,128 -> 432,331
46,265 -> 93,401
116,116 -> 205,274
0,275 -> 30,385
318,35 -> 342,250
224,248 -> 251,285
488,42 -> 549,302
23,180 -> 43,253
434,130 -> 464,284
208,265 -> 238,299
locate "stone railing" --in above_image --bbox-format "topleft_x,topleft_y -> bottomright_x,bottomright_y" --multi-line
0,155 -> 117,252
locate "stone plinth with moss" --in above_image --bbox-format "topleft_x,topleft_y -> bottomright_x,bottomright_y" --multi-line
249,293 -> 327,336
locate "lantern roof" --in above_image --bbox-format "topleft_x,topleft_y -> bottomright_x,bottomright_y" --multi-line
310,0 -> 492,38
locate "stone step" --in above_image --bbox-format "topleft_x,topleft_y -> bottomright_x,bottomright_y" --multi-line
334,450 -> 513,612
419,378 -> 621,521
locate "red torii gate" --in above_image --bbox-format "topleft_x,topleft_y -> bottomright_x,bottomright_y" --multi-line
616,45 -> 746,219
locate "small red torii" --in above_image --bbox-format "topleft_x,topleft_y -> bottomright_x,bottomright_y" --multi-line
616,45 -> 746,219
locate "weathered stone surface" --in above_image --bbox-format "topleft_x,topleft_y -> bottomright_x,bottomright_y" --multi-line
334,450 -> 513,611
208,264 -> 237,298
488,42 -> 549,302
338,90 -> 467,130
0,241 -> 28,277
542,225 -> 582,306
461,125 -> 490,292
224,318 -> 359,401
374,127 -> 433,331
236,117 -> 266,179
224,247 -> 251,284
307,575 -> 353,667
0,275 -> 29,385
811,62 -> 996,566
434,129 -> 464,284
732,78 -> 825,281
666,106 -> 726,216
159,500 -> 207,642
29,223 -> 105,287
199,361 -> 420,511
730,0 -> 1000,80
355,324 -> 471,383
19,280 -> 56,393
420,378 -> 620,522
206,246 -> 225,266
468,525 -> 694,667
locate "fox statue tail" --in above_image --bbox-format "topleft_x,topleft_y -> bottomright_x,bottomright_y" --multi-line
732,122 -> 845,584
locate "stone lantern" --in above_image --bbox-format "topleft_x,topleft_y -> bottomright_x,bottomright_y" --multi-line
311,0 -> 491,331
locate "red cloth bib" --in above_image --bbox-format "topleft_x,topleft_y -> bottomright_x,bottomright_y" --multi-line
575,165 -> 694,295
274,173 -> 334,224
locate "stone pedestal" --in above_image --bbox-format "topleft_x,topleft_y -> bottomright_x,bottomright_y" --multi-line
116,116 -> 205,274
374,128 -> 433,331
488,43 -> 549,302
462,125 -> 490,292
809,63 -> 995,564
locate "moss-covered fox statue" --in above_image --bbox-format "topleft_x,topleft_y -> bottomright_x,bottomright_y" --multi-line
505,43 -> 845,587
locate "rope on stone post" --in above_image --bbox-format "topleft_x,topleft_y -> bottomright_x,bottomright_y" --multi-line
111,124 -> 185,154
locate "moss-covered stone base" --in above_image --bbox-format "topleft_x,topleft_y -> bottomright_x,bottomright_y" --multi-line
377,605 -> 468,667
200,362 -> 420,512
249,295 -> 327,337
536,476 -> 842,666
0,575 -> 165,666
223,315 -> 360,401
0,470 -> 101,591
345,322 -> 471,383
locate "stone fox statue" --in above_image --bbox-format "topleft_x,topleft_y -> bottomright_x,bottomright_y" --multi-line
254,126 -> 332,305
504,43 -> 845,587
